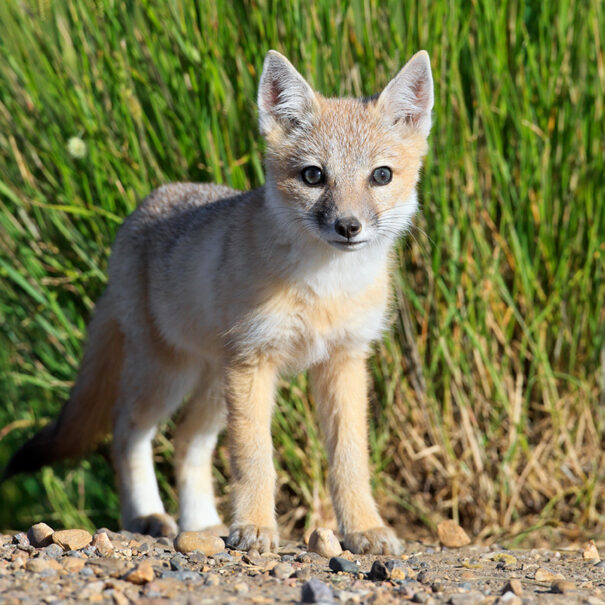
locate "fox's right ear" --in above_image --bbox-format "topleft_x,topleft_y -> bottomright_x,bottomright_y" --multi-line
377,50 -> 434,138
258,50 -> 318,137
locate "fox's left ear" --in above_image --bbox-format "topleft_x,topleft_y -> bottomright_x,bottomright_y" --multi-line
377,51 -> 434,137
258,50 -> 318,137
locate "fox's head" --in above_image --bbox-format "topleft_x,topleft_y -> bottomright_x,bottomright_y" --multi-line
258,50 -> 433,252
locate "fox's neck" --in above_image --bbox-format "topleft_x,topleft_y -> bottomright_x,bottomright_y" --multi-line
255,185 -> 393,299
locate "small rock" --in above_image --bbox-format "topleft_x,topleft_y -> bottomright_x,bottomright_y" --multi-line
204,573 -> 220,586
25,558 -> 62,573
92,532 -> 114,555
551,579 -> 576,594
302,577 -> 333,603
308,528 -> 342,559
534,567 -> 564,582
174,531 -> 225,556
583,540 -> 600,562
368,560 -> 390,581
412,592 -> 431,603
329,556 -> 359,574
27,523 -> 54,548
385,559 -> 410,581
211,551 -> 233,562
234,581 -> 249,594
503,578 -> 523,596
437,521 -> 470,548
62,557 -> 85,573
52,529 -> 92,551
271,562 -> 294,579
294,567 -> 313,581
12,532 -> 30,548
40,544 -> 64,558
124,560 -> 154,584
169,555 -> 186,571
497,592 -> 522,605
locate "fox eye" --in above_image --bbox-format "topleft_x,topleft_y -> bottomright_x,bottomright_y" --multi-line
301,166 -> 324,186
371,166 -> 392,185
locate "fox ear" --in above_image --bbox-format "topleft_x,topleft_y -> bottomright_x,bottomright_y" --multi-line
377,50 -> 434,137
258,50 -> 317,136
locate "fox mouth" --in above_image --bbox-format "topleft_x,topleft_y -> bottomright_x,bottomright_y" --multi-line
328,239 -> 368,251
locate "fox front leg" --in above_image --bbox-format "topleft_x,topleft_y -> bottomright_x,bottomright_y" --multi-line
225,358 -> 279,553
310,350 -> 402,555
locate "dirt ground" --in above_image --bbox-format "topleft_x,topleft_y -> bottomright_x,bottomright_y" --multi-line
1,527 -> 604,604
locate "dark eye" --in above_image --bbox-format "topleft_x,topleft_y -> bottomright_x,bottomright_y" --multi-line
301,166 -> 324,186
371,166 -> 392,185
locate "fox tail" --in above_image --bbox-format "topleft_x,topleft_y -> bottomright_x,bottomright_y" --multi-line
2,298 -> 124,480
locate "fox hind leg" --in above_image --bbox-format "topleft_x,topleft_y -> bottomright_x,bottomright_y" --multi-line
112,351 -> 198,537
174,371 -> 226,532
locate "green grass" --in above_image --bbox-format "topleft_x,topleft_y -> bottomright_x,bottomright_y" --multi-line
0,0 -> 603,541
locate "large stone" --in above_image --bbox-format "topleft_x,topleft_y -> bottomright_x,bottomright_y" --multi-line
174,531 -> 225,555
27,523 -> 54,548
52,529 -> 93,551
307,528 -> 342,559
437,521 -> 470,548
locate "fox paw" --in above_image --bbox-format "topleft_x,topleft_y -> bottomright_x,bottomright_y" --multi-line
343,526 -> 402,555
227,524 -> 279,553
127,513 -> 178,538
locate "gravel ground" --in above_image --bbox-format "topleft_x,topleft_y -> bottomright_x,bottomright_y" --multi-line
1,525 -> 604,604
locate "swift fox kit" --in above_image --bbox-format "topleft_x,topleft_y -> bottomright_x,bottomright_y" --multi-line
6,50 -> 434,554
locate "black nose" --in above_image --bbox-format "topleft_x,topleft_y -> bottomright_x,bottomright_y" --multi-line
334,217 -> 362,239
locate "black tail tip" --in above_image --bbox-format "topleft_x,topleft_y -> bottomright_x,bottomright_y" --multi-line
1,425 -> 57,482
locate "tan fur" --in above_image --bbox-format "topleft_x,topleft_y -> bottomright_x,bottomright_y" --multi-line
6,51 -> 434,554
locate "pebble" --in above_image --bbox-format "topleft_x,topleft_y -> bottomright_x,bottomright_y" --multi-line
534,567 -> 565,582
25,558 -> 62,573
412,592 -> 431,603
301,577 -> 334,603
40,544 -> 64,558
27,523 -> 54,548
308,528 -> 342,559
124,560 -> 154,584
584,540 -> 600,562
51,529 -> 92,551
503,578 -> 523,596
91,532 -> 114,555
234,581 -> 249,594
497,592 -> 522,605
368,560 -> 390,581
173,531 -> 225,555
204,573 -> 221,586
12,533 -> 30,549
294,567 -> 313,581
329,556 -> 359,574
437,521 -> 471,548
62,557 -> 85,573
271,562 -> 294,579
